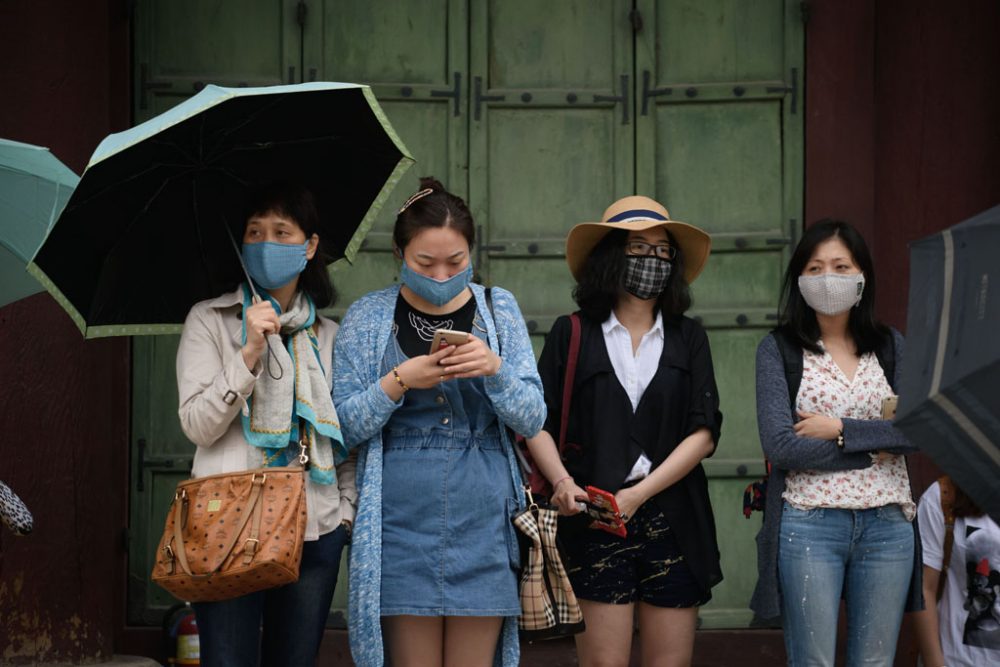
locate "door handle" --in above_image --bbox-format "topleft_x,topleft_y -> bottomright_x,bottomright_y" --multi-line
431,72 -> 462,117
473,76 -> 505,121
593,74 -> 630,125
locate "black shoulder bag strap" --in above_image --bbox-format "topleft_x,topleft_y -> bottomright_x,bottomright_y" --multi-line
771,328 -> 803,412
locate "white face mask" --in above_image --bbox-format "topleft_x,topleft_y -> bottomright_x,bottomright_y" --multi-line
798,272 -> 866,315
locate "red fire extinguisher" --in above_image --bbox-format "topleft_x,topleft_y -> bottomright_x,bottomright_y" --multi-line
164,603 -> 200,665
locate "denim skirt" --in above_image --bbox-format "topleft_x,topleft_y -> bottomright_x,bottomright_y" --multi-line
380,430 -> 521,616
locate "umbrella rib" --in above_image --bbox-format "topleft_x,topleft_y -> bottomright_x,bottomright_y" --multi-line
202,94 -> 291,163
65,162 -> 195,211
206,135 -> 350,164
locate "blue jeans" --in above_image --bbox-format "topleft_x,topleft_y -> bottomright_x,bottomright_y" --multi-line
778,503 -> 913,667
192,524 -> 349,667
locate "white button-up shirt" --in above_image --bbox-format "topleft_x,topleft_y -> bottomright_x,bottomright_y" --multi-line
601,311 -> 664,482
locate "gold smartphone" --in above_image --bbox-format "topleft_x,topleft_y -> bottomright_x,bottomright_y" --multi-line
429,329 -> 470,354
881,395 -> 899,420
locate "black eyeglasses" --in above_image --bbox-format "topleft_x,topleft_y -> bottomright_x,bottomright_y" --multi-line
626,241 -> 676,260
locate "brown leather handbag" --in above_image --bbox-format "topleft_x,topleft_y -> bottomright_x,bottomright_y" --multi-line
151,467 -> 307,602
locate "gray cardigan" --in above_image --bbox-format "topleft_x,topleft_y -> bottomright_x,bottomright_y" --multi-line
749,330 -> 923,620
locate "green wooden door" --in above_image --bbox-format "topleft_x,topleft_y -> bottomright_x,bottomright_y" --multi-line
309,0 -> 469,316
634,0 -> 803,628
468,0 -> 635,354
127,0 -> 302,624
129,0 -> 803,630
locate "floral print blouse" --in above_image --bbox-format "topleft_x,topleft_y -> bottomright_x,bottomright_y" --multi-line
783,342 -> 916,519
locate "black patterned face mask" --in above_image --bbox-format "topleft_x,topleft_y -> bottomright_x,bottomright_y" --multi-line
623,255 -> 672,300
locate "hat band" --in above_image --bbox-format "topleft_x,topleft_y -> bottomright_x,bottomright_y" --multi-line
606,208 -> 669,223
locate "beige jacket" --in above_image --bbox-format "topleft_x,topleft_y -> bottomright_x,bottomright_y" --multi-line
176,287 -> 357,541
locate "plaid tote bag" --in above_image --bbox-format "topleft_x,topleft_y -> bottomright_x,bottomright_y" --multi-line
512,489 -> 585,641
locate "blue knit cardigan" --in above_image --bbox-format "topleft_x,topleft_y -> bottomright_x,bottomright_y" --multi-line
750,329 -> 923,620
332,283 -> 546,667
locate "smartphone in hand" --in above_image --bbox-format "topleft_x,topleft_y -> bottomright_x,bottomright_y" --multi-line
429,328 -> 470,354
584,485 -> 627,538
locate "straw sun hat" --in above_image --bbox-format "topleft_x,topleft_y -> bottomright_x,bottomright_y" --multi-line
565,195 -> 711,284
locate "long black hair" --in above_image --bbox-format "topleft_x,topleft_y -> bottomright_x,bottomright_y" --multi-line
572,228 -> 691,323
243,182 -> 336,309
778,218 -> 889,354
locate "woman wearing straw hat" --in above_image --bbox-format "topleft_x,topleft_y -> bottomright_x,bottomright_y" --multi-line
525,195 -> 723,667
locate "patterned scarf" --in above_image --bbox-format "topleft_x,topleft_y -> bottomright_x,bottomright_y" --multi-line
240,283 -> 346,484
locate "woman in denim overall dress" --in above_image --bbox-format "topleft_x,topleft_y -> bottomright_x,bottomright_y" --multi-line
333,177 -> 546,667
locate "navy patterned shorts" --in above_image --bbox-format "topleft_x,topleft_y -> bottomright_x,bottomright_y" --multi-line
559,500 -> 709,608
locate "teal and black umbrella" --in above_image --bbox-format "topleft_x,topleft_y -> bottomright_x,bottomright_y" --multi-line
0,138 -> 78,308
29,82 -> 412,337
896,204 -> 1000,523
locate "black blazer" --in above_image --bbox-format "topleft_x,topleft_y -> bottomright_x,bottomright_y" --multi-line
537,312 -> 724,593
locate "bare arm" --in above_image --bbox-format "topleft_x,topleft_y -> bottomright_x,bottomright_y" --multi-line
615,427 -> 714,520
524,429 -> 587,515
914,565 -> 945,667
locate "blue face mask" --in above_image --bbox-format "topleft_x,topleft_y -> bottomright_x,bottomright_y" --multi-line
400,260 -> 473,307
242,240 -> 310,290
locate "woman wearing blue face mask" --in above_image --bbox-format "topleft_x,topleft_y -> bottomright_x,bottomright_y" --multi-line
333,177 -> 546,667
175,183 -> 356,667
751,219 -> 922,666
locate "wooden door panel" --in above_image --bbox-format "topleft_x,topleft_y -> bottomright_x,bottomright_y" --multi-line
128,335 -> 194,623
133,0 -> 297,122
319,0 -> 450,85
701,480 -> 765,628
314,1 -> 468,319
654,102 -> 783,236
469,0 -> 634,336
636,0 -> 803,629
652,0 -> 785,84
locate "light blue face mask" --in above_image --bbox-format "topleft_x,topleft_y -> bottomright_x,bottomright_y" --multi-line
242,240 -> 310,290
400,260 -> 473,307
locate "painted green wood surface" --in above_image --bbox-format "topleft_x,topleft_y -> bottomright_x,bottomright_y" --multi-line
129,0 -> 803,630
635,0 -> 803,628
317,0 -> 469,322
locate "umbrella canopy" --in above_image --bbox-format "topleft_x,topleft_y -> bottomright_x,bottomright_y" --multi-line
896,204 -> 1000,523
0,138 -> 78,308
28,82 -> 412,337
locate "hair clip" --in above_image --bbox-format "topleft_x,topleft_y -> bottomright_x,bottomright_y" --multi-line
398,188 -> 434,214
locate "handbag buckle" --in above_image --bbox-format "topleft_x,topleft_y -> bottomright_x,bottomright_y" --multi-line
524,484 -> 538,511
251,472 -> 267,485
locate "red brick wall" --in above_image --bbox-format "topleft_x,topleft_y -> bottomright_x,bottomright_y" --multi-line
0,1 -> 131,662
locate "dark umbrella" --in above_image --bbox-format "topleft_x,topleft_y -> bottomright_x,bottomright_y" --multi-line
27,82 -> 412,337
896,204 -> 1000,523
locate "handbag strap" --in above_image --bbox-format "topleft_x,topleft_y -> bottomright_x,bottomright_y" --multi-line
172,473 -> 267,579
557,313 -> 582,455
937,475 -> 956,601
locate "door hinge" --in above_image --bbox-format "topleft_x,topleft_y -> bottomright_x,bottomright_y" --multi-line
473,77 -> 505,121
766,67 -> 799,115
629,8 -> 643,33
593,74 -> 630,125
296,0 -> 308,28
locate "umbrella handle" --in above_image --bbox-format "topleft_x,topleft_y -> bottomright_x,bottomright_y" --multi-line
249,294 -> 285,381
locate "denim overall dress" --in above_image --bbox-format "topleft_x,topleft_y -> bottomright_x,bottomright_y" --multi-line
378,322 -> 521,617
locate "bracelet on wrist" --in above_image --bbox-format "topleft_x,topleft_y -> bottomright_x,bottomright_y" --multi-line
392,366 -> 409,393
553,476 -> 572,490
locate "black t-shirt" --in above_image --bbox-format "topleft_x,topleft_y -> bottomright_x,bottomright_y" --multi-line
393,294 -> 477,358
